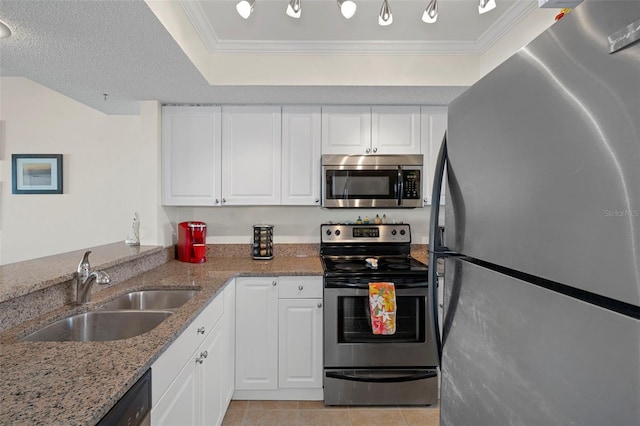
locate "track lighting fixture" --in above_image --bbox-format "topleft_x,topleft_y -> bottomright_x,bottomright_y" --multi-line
234,0 -> 496,23
422,0 -> 438,23
236,0 -> 255,19
478,0 -> 496,14
378,0 -> 392,26
337,0 -> 357,19
0,20 -> 11,39
286,0 -> 301,18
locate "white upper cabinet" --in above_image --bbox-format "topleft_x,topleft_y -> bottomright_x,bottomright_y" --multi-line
322,106 -> 421,155
421,106 -> 448,205
161,106 -> 221,206
222,106 -> 282,205
321,106 -> 372,154
372,106 -> 421,154
282,107 -> 321,205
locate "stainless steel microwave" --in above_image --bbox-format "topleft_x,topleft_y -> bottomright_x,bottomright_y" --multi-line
322,154 -> 423,208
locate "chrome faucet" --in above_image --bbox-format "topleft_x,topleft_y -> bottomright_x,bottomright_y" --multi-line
76,250 -> 111,304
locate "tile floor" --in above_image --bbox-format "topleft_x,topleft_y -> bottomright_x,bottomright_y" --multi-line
222,400 -> 440,426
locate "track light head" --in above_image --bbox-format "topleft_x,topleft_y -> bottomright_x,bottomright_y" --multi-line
478,0 -> 496,15
236,0 -> 255,19
337,0 -> 357,19
422,0 -> 438,23
286,0 -> 301,18
378,0 -> 392,26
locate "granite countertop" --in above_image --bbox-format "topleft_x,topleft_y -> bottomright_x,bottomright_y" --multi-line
0,255 -> 323,425
0,244 -> 164,303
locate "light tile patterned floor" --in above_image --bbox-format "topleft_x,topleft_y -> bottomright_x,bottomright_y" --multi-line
222,400 -> 440,426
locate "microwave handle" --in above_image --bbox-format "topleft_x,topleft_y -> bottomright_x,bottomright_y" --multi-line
397,167 -> 403,206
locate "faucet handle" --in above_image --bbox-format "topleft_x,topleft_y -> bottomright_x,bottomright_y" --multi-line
95,270 -> 111,285
78,250 -> 92,275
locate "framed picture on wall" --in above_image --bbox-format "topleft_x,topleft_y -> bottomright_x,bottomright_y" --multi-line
12,154 -> 63,194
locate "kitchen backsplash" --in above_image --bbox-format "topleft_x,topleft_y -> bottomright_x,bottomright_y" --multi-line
165,205 -> 438,246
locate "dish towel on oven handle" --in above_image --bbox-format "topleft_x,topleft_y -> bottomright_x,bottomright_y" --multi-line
369,282 -> 396,335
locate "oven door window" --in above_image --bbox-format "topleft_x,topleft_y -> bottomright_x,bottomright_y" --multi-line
338,295 -> 425,343
325,169 -> 398,200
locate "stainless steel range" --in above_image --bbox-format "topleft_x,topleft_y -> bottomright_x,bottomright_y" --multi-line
321,223 -> 439,406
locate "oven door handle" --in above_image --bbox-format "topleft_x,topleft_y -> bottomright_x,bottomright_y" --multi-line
326,370 -> 437,383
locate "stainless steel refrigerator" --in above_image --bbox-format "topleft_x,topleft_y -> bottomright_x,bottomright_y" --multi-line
428,1 -> 640,424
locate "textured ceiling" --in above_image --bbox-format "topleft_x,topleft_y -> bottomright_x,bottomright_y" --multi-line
0,0 -> 551,114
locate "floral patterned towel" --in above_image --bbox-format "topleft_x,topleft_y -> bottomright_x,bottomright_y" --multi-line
369,282 -> 396,335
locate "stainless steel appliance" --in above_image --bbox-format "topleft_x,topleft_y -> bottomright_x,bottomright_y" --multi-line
429,1 -> 640,424
321,223 -> 438,406
322,154 -> 423,208
97,369 -> 151,426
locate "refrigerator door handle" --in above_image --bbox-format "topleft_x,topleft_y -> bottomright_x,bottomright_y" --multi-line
326,370 -> 438,383
428,131 -> 448,365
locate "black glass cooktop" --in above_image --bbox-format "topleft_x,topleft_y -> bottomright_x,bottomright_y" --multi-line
322,256 -> 428,275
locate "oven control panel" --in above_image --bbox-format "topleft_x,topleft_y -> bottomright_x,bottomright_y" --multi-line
321,224 -> 411,244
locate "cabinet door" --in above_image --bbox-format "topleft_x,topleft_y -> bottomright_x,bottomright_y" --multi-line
223,282 -> 236,407
151,359 -> 198,426
161,106 -> 222,206
282,107 -> 321,205
372,106 -> 421,154
421,106 -> 448,205
321,106 -> 371,154
222,106 -> 282,205
278,298 -> 323,389
235,277 -> 279,390
199,316 -> 226,426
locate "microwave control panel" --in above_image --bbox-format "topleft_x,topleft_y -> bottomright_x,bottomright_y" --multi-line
402,170 -> 421,199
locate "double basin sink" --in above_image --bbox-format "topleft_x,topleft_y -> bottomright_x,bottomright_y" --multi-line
22,290 -> 199,342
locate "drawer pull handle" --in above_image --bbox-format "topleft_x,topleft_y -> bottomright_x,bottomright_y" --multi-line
197,327 -> 206,334
196,356 -> 204,364
298,285 -> 304,291
272,281 -> 277,286
318,302 -> 323,308
201,350 -> 208,359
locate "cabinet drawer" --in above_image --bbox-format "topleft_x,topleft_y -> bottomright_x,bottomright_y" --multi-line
278,276 -> 323,299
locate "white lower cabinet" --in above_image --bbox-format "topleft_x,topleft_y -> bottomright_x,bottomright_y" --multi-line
151,281 -> 235,426
234,277 -> 279,391
278,298 -> 323,389
234,276 -> 323,400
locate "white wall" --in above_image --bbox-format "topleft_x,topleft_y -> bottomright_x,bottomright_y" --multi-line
0,77 -> 168,265
0,77 -> 437,265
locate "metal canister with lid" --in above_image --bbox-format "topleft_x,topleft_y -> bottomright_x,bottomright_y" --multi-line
252,224 -> 274,259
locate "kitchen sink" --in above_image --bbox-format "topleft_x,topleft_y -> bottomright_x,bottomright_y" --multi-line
98,289 -> 199,311
21,311 -> 173,342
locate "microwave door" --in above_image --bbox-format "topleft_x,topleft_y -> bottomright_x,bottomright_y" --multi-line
323,167 -> 400,208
